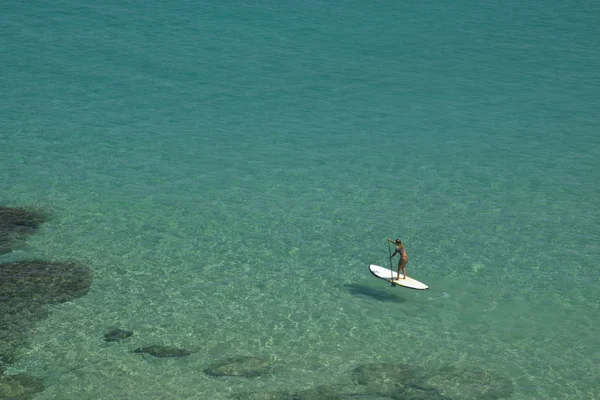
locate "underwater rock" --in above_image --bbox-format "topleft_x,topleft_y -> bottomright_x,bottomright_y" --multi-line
424,365 -> 514,400
103,329 -> 134,342
0,260 -> 92,365
0,373 -> 45,399
133,345 -> 192,358
0,206 -> 48,254
0,261 -> 92,304
204,355 -> 274,377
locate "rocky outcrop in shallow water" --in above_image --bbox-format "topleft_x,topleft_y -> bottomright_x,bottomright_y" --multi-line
0,207 -> 93,399
0,261 -> 92,304
0,206 -> 48,254
0,260 -> 92,364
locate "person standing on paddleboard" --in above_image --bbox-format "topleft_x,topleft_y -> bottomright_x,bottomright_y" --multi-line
388,238 -> 408,279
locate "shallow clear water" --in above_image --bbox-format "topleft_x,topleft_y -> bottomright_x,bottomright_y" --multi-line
1,0 -> 599,398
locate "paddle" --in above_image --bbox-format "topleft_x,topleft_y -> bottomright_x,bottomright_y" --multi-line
387,240 -> 395,287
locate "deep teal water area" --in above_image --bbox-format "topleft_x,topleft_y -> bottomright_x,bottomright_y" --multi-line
1,0 -> 599,398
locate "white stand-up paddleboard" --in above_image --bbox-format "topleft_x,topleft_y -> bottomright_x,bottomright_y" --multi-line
369,264 -> 429,290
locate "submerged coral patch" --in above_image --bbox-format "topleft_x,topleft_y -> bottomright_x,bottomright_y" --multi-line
0,206 -> 48,254
0,261 -> 92,304
0,260 -> 92,364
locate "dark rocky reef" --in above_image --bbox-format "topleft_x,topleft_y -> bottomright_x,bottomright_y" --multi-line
0,207 -> 95,399
0,261 -> 92,304
0,259 -> 91,398
0,260 -> 92,364
133,345 -> 193,358
0,206 -> 48,254
205,355 -> 274,377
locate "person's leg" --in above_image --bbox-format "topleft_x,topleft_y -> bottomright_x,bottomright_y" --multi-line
398,259 -> 408,279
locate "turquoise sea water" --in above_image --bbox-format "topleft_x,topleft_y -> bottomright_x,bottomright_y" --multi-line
1,0 -> 599,398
